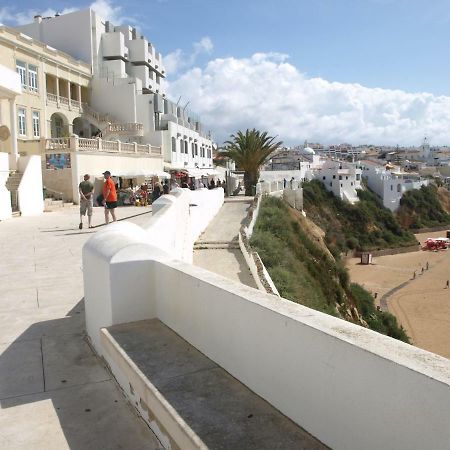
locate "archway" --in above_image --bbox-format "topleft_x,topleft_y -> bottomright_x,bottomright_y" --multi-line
50,113 -> 69,138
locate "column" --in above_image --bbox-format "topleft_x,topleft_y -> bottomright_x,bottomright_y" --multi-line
56,77 -> 60,106
67,80 -> 71,110
78,84 -> 82,109
9,98 -> 18,170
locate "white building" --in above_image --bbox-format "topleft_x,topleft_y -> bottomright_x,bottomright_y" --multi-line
313,160 -> 362,204
17,8 -> 214,178
360,159 -> 429,211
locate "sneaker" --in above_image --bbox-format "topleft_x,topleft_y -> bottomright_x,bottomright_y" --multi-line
79,222 -> 83,230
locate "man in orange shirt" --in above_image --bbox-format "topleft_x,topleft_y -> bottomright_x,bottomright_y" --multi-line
102,170 -> 117,224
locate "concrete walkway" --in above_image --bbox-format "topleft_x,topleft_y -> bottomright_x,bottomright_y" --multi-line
0,206 -> 162,449
193,197 -> 257,288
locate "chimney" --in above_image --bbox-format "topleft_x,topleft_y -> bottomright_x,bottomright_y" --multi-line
34,15 -> 42,23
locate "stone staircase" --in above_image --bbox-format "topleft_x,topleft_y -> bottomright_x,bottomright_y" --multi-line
5,171 -> 22,212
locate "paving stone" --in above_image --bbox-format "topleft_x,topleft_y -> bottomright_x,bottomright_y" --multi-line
42,334 -> 109,391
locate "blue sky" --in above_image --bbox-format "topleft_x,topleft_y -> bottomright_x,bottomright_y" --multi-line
2,0 -> 450,144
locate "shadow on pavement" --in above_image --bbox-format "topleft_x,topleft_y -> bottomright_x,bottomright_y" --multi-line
0,299 -> 159,449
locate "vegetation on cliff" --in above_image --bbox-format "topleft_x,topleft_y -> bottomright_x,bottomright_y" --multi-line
302,180 -> 417,253
250,195 -> 409,343
396,185 -> 450,229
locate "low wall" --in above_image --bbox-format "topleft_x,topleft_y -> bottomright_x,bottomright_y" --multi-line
354,244 -> 421,258
283,187 -> 303,210
83,219 -> 450,450
17,155 -> 44,216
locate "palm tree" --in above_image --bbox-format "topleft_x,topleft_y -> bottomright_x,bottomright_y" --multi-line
221,129 -> 282,195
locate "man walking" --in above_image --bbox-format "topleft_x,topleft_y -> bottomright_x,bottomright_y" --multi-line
79,174 -> 94,229
102,170 -> 117,224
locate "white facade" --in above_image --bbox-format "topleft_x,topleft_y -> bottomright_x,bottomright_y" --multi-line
361,160 -> 430,211
17,9 -> 214,172
0,64 -> 21,219
314,160 -> 362,204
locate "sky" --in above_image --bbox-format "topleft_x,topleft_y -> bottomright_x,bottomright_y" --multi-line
1,0 -> 450,145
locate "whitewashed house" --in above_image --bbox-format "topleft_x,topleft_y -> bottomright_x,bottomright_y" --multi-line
313,160 -> 362,204
360,159 -> 429,211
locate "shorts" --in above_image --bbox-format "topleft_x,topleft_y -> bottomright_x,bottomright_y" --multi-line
80,198 -> 93,216
105,201 -> 118,209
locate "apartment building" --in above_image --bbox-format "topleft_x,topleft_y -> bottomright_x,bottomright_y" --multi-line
17,9 -> 214,178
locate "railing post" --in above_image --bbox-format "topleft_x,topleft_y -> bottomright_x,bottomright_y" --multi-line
69,135 -> 78,151
98,138 -> 102,151
147,144 -> 151,154
117,140 -> 121,153
133,142 -> 137,153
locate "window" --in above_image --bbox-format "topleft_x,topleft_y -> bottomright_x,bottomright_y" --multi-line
339,175 -> 342,180
356,174 -> 360,181
18,108 -> 26,136
192,143 -> 195,157
32,111 -> 40,137
184,140 -> 188,154
195,144 -> 198,156
322,176 -> 326,180
332,175 -> 336,179
16,61 -> 27,88
28,65 -> 38,92
171,137 -> 176,152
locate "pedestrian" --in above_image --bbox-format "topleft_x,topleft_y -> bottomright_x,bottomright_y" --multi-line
421,267 -> 424,274
102,170 -> 117,224
78,174 -> 94,229
152,181 -> 162,201
209,179 -> 216,189
426,262 -> 429,270
162,179 -> 170,195
413,271 -> 416,279
283,178 -> 287,188
217,180 -> 222,188
447,280 -> 449,289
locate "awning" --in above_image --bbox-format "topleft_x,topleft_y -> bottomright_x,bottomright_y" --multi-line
185,168 -> 205,179
201,168 -> 219,176
106,169 -> 171,178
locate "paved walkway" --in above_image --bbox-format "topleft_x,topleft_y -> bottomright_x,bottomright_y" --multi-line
0,206 -> 162,450
193,197 -> 257,288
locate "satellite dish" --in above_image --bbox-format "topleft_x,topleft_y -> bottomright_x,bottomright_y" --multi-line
0,125 -> 10,142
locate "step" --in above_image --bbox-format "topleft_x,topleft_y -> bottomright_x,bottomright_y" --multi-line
101,319 -> 325,450
193,243 -> 241,250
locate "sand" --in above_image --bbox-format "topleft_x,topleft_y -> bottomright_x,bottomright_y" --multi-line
346,230 -> 450,359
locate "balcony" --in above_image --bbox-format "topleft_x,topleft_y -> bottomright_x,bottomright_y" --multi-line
46,92 -> 83,111
45,137 -> 162,157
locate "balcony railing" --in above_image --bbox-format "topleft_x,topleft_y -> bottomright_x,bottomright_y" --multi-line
105,122 -> 144,137
45,136 -> 162,156
46,92 -> 83,111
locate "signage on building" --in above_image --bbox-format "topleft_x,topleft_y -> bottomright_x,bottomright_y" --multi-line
46,153 -> 71,169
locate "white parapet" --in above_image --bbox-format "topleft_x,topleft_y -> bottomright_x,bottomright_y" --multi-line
83,187 -> 450,450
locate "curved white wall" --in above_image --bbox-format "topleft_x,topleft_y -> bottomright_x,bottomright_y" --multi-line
17,155 -> 44,216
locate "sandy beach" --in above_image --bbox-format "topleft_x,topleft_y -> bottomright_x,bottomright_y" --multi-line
346,231 -> 450,359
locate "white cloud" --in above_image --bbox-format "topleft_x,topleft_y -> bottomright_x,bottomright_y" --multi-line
165,36 -> 214,76
166,53 -> 450,145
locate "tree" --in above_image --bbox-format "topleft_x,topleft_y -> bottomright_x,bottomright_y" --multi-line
221,129 -> 282,195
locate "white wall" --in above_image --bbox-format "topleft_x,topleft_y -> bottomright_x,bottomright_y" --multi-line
16,9 -> 94,65
17,155 -> 44,215
0,153 -> 12,220
83,217 -> 450,450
